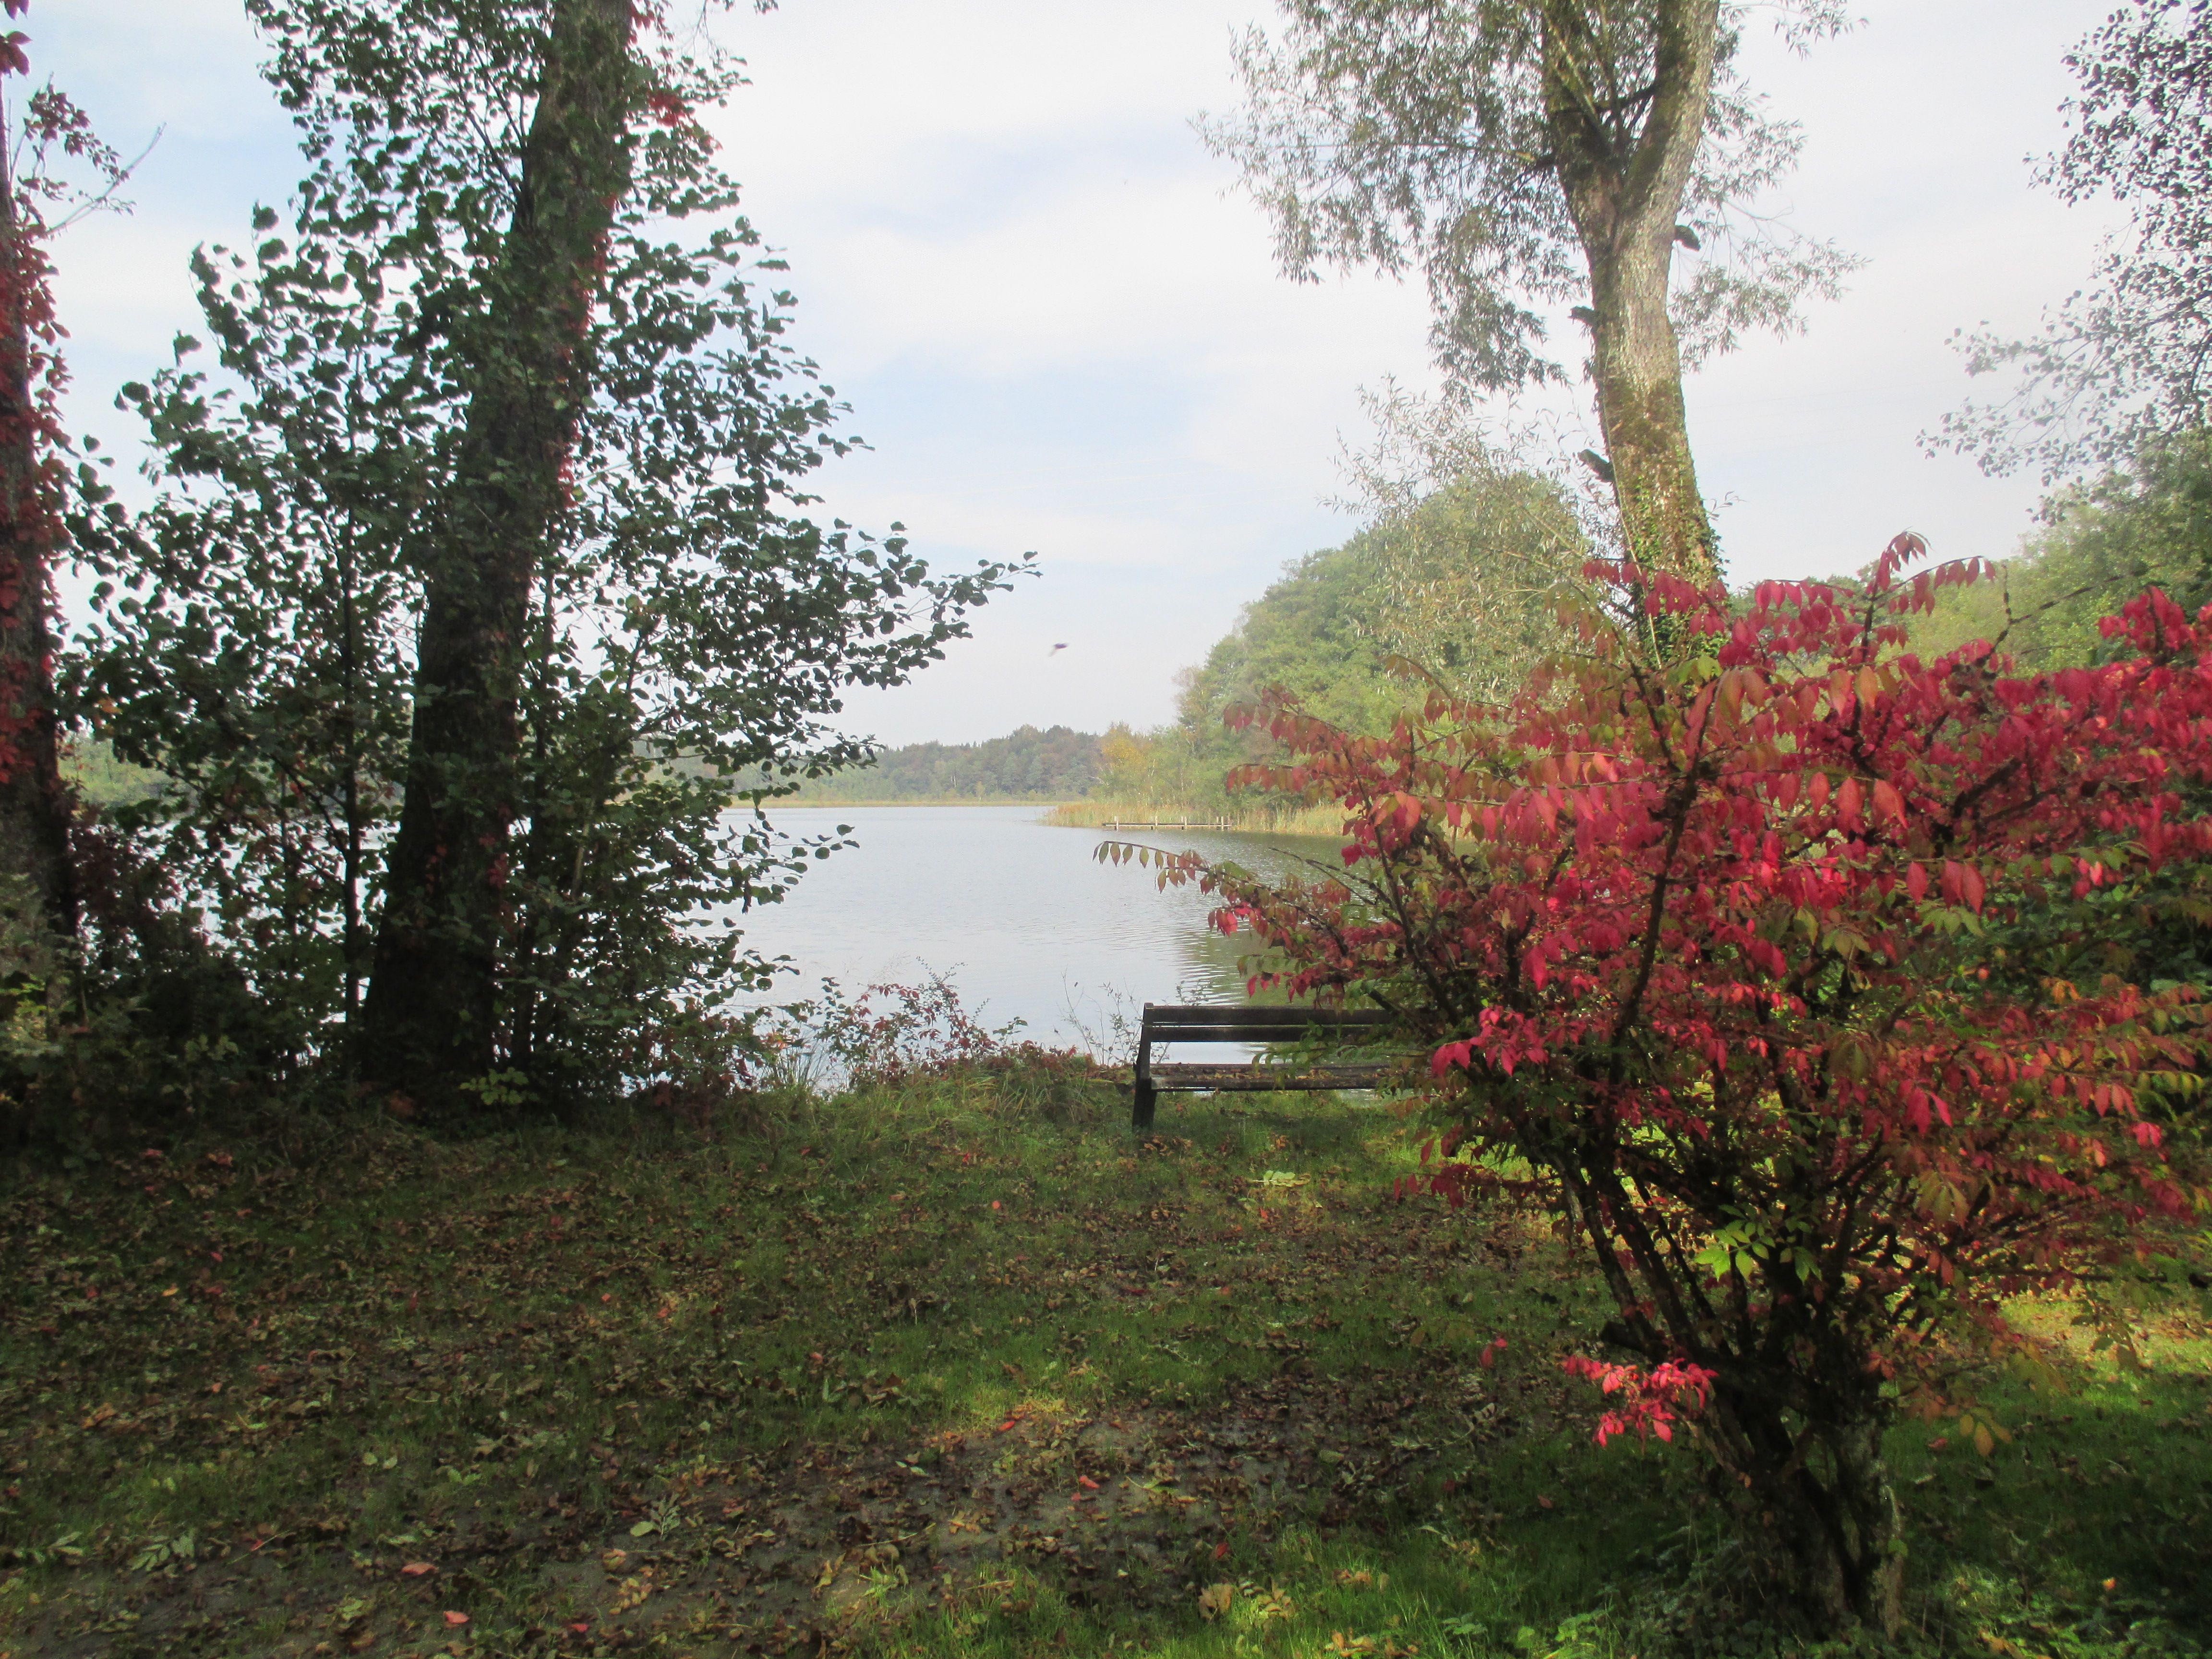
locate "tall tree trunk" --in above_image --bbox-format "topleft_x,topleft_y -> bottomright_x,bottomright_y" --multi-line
1542,0 -> 1722,583
360,0 -> 636,1111
0,117 -> 77,942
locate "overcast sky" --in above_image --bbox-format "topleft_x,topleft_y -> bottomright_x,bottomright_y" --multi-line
37,0 -> 2127,745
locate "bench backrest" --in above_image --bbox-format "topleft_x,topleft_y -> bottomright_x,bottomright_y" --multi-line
1138,1003 -> 1396,1048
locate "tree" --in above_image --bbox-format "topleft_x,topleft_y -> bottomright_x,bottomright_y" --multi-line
752,726 -> 1108,804
72,0 -> 1021,1111
1094,459 -> 1586,817
1109,537 -> 2212,1632
1911,429 -> 2212,672
1331,388 -> 1590,699
69,223 -> 427,1056
1201,0 -> 1855,580
1938,0 -> 2212,481
0,8 -> 132,942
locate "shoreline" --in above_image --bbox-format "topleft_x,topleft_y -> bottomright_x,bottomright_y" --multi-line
754,798 -> 1352,837
755,797 -> 1076,809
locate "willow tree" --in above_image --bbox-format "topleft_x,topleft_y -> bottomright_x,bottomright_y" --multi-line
1202,0 -> 1856,580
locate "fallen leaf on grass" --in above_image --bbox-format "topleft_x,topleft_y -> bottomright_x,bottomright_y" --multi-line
443,1610 -> 469,1626
400,1563 -> 435,1578
1198,1582 -> 1235,1620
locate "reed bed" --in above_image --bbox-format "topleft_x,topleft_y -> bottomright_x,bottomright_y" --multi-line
1039,799 -> 1350,837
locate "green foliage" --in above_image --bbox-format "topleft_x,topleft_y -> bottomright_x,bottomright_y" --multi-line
1098,543 -> 1393,817
1339,469 -> 1587,700
750,724 -> 1104,804
1912,432 -> 2212,672
1185,542 -> 1408,735
0,835 -> 290,1150
67,207 -> 427,1052
1099,469 -> 1584,814
63,0 -> 1021,1106
1940,0 -> 2212,479
1199,0 -> 1856,394
55,741 -> 164,812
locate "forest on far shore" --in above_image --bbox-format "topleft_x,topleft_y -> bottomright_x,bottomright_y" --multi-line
759,723 -> 1103,803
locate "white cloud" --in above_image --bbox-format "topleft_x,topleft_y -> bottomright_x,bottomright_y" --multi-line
35,0 -> 2140,746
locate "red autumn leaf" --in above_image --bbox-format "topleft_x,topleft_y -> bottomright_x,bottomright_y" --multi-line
1872,778 -> 1904,826
443,1611 -> 469,1627
1125,533 -> 2212,1604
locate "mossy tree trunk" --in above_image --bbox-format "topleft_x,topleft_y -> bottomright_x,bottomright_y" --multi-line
1542,0 -> 1721,583
0,128 -> 75,942
360,0 -> 638,1110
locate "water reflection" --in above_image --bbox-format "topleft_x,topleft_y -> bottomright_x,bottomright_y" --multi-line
722,805 -> 1343,1051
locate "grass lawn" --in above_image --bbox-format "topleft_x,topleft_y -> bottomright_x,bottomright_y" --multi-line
2,1057 -> 2208,1657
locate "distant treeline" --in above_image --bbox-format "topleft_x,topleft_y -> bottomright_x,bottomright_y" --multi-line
768,724 -> 1103,802
63,741 -> 170,810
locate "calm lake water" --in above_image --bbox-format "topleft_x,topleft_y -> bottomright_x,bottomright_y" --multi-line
727,805 -> 1339,1051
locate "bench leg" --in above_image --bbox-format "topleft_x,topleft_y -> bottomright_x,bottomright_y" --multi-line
1132,1078 -> 1157,1132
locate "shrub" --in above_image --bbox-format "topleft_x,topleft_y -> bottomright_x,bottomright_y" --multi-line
1110,536 -> 2212,1634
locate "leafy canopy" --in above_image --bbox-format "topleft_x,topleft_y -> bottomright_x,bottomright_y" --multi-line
65,0 -> 1022,1098
1912,430 -> 2212,673
1201,0 -> 1858,396
1939,0 -> 2212,480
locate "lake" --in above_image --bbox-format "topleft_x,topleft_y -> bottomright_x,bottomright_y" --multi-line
726,805 -> 1340,1052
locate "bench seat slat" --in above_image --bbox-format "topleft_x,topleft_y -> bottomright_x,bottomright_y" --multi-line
1145,1028 -> 1396,1046
1147,1062 -> 1399,1092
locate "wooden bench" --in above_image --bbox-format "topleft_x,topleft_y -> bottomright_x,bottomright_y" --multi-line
1132,1003 -> 1404,1130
